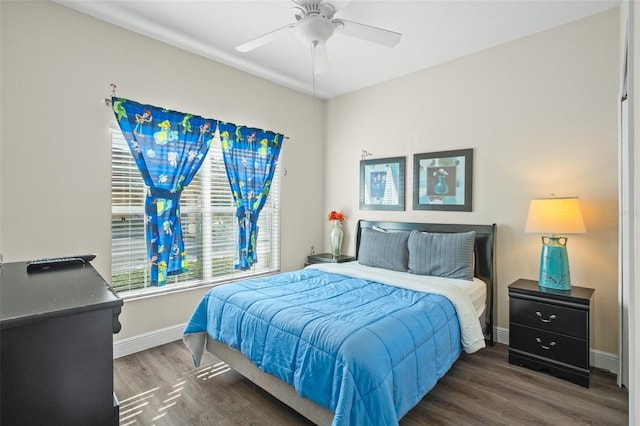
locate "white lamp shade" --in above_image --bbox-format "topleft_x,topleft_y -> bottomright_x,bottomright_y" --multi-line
525,197 -> 586,234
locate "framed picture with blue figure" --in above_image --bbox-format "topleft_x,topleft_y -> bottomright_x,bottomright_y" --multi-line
359,156 -> 405,210
413,148 -> 473,211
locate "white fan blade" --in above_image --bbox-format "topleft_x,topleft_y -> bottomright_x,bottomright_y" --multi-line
313,42 -> 329,74
236,24 -> 295,53
334,19 -> 401,47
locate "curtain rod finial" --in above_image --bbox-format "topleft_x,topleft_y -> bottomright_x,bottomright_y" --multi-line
104,83 -> 117,106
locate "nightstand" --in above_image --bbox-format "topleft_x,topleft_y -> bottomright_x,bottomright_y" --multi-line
307,253 -> 356,265
508,278 -> 594,387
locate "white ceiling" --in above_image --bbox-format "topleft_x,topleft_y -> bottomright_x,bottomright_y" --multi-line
56,0 -> 620,99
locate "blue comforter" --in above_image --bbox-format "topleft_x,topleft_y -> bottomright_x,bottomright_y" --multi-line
183,268 -> 462,426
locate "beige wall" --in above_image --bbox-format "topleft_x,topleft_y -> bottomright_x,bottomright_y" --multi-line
324,10 -> 620,354
0,1 -> 325,340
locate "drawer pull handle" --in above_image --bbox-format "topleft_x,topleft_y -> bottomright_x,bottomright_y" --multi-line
535,337 -> 556,350
535,311 -> 557,323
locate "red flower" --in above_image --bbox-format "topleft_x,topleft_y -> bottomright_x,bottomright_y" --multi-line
327,211 -> 346,222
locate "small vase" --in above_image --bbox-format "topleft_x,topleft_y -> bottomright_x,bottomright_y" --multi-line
330,220 -> 344,258
433,175 -> 449,195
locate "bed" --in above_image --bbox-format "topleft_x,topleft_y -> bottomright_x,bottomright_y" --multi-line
183,220 -> 496,425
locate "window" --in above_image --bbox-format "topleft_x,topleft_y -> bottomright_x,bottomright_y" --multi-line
111,125 -> 280,295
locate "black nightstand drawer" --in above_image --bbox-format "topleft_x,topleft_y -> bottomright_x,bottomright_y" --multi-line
509,324 -> 589,369
510,297 -> 588,339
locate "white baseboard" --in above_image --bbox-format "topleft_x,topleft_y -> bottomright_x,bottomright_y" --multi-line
113,323 -> 186,359
495,326 -> 510,345
589,349 -> 620,374
114,324 -> 620,375
494,326 -> 619,374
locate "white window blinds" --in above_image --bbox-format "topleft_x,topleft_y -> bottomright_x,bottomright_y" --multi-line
111,125 -> 280,294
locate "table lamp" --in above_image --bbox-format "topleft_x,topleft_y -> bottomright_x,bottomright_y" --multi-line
525,197 -> 586,290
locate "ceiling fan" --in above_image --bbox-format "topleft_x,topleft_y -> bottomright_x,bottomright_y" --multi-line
235,0 -> 402,74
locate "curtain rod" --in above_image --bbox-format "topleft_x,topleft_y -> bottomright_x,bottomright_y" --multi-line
103,84 -> 289,139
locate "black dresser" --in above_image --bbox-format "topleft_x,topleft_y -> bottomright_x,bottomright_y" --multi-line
508,278 -> 594,387
0,262 -> 123,425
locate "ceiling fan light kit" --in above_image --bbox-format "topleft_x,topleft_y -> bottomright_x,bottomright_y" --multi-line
293,14 -> 336,46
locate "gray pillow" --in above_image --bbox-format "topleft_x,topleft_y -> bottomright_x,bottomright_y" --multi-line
407,230 -> 476,280
358,228 -> 410,272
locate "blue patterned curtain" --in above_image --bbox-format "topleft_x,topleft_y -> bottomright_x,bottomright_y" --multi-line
112,97 -> 218,286
218,123 -> 283,270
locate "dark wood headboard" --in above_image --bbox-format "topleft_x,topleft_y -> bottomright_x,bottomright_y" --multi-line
355,220 -> 497,344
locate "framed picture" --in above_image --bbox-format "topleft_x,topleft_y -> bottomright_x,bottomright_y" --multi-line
359,156 -> 405,210
413,148 -> 473,211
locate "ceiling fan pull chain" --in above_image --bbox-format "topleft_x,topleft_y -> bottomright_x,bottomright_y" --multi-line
311,42 -> 317,97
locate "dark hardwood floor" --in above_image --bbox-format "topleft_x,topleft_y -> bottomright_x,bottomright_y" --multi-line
114,341 -> 628,425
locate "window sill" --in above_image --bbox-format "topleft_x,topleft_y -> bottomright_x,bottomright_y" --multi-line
115,270 -> 281,302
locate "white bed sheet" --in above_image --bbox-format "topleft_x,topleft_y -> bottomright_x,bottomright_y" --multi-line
305,261 -> 487,353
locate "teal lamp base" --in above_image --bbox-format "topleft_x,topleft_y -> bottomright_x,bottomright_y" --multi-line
538,236 -> 571,291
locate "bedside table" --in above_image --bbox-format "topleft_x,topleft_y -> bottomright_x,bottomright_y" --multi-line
508,278 -> 594,387
307,253 -> 356,265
